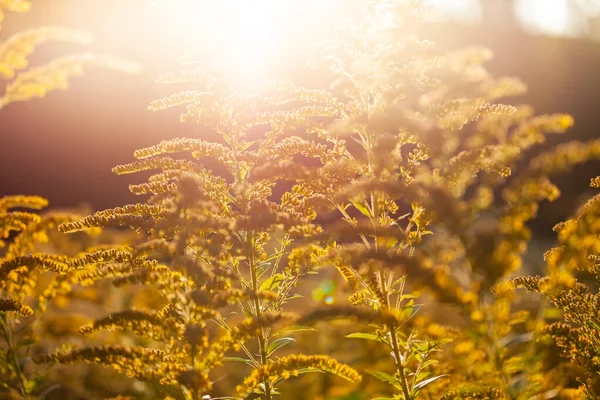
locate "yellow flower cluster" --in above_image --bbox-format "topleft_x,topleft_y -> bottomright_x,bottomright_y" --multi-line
0,298 -> 32,317
5,0 -> 600,398
235,354 -> 361,398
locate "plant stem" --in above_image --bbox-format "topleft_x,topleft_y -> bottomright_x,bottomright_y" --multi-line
484,301 -> 517,400
249,238 -> 272,400
389,325 -> 412,400
190,343 -> 200,400
379,271 -> 412,400
0,314 -> 27,396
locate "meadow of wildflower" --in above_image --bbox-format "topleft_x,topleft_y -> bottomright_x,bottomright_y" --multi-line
1,1 -> 599,399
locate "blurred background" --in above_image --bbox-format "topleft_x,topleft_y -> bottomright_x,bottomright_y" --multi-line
1,0 -> 600,242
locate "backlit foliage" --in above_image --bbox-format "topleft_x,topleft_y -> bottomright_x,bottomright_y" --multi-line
514,175 -> 600,398
0,2 -> 139,398
0,0 -> 140,110
0,196 -> 123,397
2,0 -> 600,399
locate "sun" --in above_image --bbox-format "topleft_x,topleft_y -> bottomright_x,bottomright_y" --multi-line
162,0 -> 340,84
514,0 -> 571,36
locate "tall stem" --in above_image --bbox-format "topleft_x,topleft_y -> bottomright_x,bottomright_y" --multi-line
228,101 -> 271,399
379,271 -> 412,400
0,314 -> 27,396
485,301 -> 517,400
190,343 -> 200,400
363,102 -> 411,399
249,238 -> 272,400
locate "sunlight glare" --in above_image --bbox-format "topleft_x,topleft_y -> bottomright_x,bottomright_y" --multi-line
218,0 -> 279,78
515,0 -> 571,37
166,0 -> 333,84
425,0 -> 482,24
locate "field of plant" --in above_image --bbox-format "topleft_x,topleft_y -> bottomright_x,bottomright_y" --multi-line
1,1 -> 599,399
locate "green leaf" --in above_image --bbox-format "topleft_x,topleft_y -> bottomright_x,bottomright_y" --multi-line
238,140 -> 256,152
267,337 -> 295,356
589,320 -> 600,330
223,356 -> 255,367
366,370 -> 402,390
420,359 -> 439,369
390,274 -> 407,286
346,332 -> 386,344
416,370 -> 431,381
428,338 -> 453,348
276,325 -> 318,335
212,317 -> 228,329
24,375 -> 45,394
238,164 -> 250,180
260,273 -> 284,292
351,198 -> 372,218
401,302 -> 422,321
263,250 -> 288,263
498,332 -> 533,348
414,374 -> 448,391
256,262 -> 272,279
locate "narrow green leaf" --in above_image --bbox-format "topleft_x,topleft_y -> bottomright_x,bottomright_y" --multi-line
263,250 -> 288,263
24,375 -> 45,393
366,370 -> 401,390
267,337 -> 295,356
223,356 -> 255,367
589,320 -> 600,330
416,370 -> 431,381
498,332 -> 533,348
256,262 -> 271,278
259,273 -> 284,292
276,325 -> 318,335
401,302 -> 422,321
420,359 -> 439,369
346,332 -> 386,344
427,338 -> 453,348
414,374 -> 448,391
238,140 -> 256,152
351,199 -> 372,218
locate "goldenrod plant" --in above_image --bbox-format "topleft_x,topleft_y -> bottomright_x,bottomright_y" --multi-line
3,0 -> 600,399
260,1 -> 582,398
0,1 -> 140,398
515,174 -> 600,399
39,69 -> 363,399
0,196 -> 131,398
0,0 -> 140,111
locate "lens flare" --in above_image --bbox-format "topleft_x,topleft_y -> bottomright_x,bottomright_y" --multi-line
425,0 -> 482,23
514,0 -> 571,36
164,0 -> 339,83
